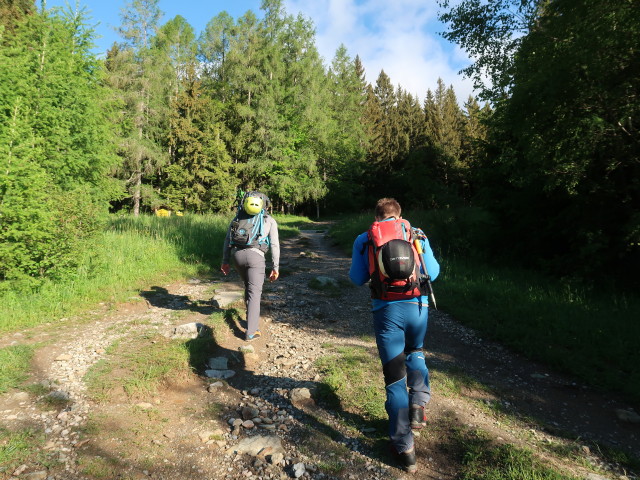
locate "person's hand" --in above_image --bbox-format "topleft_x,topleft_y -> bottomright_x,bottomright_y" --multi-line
269,269 -> 279,282
220,264 -> 230,276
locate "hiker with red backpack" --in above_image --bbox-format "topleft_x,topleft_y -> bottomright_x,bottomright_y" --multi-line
221,191 -> 280,341
349,198 -> 440,473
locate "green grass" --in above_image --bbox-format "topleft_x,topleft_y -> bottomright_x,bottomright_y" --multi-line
437,255 -> 640,400
0,345 -> 34,393
455,429 -> 578,480
84,330 -> 216,401
77,455 -> 122,479
315,345 -> 386,420
329,211 -> 640,402
0,427 -> 48,474
0,213 -> 310,334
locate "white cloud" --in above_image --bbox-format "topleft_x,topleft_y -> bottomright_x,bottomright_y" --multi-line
285,0 -> 477,103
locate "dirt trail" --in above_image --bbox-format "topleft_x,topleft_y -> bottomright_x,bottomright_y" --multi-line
0,223 -> 638,480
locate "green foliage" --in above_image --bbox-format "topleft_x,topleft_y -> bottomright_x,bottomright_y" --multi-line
0,0 -> 33,36
439,0 -> 639,287
437,0 -> 541,101
164,70 -> 235,213
0,213 -> 309,334
0,5 -> 117,284
108,0 -> 171,215
0,345 -> 34,393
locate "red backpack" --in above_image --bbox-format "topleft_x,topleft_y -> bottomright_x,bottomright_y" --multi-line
367,219 -> 425,301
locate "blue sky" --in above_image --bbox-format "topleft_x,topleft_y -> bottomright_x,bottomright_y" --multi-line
45,0 -> 476,102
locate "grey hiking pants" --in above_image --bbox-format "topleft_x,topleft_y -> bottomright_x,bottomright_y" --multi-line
232,248 -> 266,337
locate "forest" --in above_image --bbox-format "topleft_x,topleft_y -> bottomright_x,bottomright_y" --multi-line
0,0 -> 638,290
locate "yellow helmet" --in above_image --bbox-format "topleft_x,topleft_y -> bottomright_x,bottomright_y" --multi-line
243,196 -> 264,215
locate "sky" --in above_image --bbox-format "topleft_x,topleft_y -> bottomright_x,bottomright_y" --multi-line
44,0 -> 477,103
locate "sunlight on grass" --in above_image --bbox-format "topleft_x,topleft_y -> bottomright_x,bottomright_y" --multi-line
0,213 -> 312,336
85,336 -> 190,401
0,345 -> 34,393
315,345 -> 386,420
455,429 -> 578,480
84,331 -> 215,401
0,428 -> 46,474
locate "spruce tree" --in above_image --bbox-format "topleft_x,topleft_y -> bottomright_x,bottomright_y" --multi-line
164,63 -> 234,213
108,0 -> 170,215
0,5 -> 116,283
369,70 -> 398,173
323,45 -> 368,210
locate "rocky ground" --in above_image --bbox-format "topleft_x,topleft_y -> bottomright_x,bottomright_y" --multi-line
0,224 -> 639,480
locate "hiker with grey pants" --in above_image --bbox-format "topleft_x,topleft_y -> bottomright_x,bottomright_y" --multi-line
221,192 -> 280,341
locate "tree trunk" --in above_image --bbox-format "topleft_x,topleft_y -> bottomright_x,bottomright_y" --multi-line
133,172 -> 142,216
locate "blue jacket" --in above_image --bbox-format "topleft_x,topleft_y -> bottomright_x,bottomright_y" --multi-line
349,222 -> 440,311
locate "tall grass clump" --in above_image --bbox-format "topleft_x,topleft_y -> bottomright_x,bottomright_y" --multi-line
0,214 -> 230,333
0,213 -> 310,335
329,208 -> 640,402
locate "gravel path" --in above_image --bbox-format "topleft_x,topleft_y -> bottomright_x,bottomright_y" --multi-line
0,224 -> 638,480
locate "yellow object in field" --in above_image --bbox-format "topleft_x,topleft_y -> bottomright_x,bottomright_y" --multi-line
175,211 -> 184,216
156,208 -> 171,217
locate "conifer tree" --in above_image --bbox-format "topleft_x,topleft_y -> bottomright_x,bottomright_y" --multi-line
0,5 -> 115,283
108,0 -> 170,215
323,45 -> 368,210
0,0 -> 34,37
198,11 -> 234,101
369,70 -> 398,173
396,88 -> 424,160
423,78 -> 464,189
164,64 -> 234,212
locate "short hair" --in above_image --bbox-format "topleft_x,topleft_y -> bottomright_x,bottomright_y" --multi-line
375,198 -> 401,220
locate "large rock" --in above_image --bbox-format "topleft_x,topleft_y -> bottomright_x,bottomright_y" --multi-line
290,387 -> 314,406
207,357 -> 228,369
168,322 -> 210,340
204,369 -> 235,379
227,435 -> 285,457
616,409 -> 640,424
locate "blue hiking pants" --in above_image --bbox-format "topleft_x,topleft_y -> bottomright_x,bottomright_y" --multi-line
373,301 -> 430,453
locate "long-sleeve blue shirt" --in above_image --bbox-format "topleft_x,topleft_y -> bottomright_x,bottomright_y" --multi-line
349,224 -> 440,311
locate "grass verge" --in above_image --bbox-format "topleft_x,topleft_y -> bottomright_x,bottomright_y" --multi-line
0,213 -> 311,335
84,328 -> 217,402
0,427 -> 51,475
0,345 -> 34,393
453,428 -> 578,480
315,344 -> 386,421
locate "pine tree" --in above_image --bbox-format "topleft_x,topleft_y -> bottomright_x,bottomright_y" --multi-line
198,11 -> 234,101
0,0 -> 34,37
108,0 -> 170,215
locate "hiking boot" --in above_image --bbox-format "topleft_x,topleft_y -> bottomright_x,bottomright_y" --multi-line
391,446 -> 417,473
410,404 -> 426,430
245,330 -> 262,341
